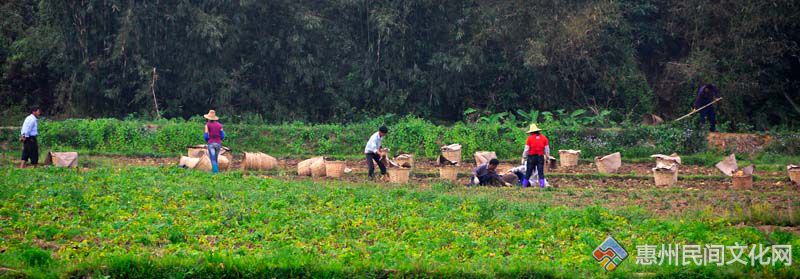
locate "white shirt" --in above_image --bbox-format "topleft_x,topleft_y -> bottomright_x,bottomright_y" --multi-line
364,132 -> 382,154
21,114 -> 38,137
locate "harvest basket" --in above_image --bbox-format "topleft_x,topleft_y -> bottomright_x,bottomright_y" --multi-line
439,166 -> 459,182
325,161 -> 347,178
44,152 -> 78,167
559,150 -> 581,167
732,175 -> 753,189
195,154 -> 230,172
653,169 -> 677,186
310,158 -> 327,177
790,169 -> 800,185
595,152 -> 621,174
298,157 -> 323,176
242,152 -> 278,171
388,168 -> 411,183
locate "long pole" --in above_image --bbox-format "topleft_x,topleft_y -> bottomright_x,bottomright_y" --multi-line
150,67 -> 161,119
673,97 -> 723,122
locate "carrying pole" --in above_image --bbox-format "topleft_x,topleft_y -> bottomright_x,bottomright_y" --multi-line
673,97 -> 723,122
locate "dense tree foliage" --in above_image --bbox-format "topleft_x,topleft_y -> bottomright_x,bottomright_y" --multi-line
1,0 -> 798,128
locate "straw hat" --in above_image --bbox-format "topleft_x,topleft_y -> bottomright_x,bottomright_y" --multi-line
527,123 -> 542,133
203,110 -> 219,121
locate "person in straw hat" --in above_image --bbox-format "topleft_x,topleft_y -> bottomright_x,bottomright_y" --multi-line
203,110 -> 225,174
521,123 -> 550,188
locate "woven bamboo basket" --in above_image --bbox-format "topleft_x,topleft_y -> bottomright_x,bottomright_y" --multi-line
179,156 -> 201,169
653,169 -> 677,186
559,151 -> 580,167
242,152 -> 278,171
298,157 -> 323,176
595,152 -> 621,174
194,154 -> 230,172
439,166 -> 459,181
732,175 -> 753,189
44,152 -> 78,167
325,161 -> 347,178
790,169 -> 800,185
310,158 -> 327,177
442,150 -> 461,164
474,151 -> 497,166
395,154 -> 414,169
388,168 -> 411,183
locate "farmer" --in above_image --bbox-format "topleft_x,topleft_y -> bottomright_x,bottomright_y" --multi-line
19,106 -> 41,168
203,110 -> 225,174
693,83 -> 720,132
471,158 -> 505,186
364,126 -> 388,179
522,124 -> 550,188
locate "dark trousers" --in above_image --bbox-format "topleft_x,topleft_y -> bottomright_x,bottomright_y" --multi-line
525,154 -> 545,180
21,136 -> 39,164
478,173 -> 503,186
366,153 -> 386,178
699,108 -> 716,132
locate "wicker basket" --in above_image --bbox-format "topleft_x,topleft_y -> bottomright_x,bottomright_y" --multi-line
559,151 -> 580,167
732,175 -> 753,189
242,152 -> 278,171
388,168 -> 411,183
298,157 -> 323,176
325,161 -> 347,178
179,156 -> 201,169
44,152 -> 78,167
395,154 -> 414,169
653,169 -> 677,186
195,154 -> 230,172
595,152 -> 621,174
789,169 -> 800,185
442,150 -> 462,164
439,166 -> 459,181
310,158 -> 327,177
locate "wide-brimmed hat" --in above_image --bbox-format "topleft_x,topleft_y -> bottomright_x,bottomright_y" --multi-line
527,123 -> 542,133
203,110 -> 219,121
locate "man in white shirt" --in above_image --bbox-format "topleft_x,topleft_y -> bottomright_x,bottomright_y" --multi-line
20,106 -> 41,168
364,126 -> 389,179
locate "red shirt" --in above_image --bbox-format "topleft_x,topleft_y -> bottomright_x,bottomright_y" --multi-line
207,121 -> 223,144
526,134 -> 549,155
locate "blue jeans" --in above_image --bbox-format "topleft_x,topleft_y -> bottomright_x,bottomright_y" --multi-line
207,143 -> 222,173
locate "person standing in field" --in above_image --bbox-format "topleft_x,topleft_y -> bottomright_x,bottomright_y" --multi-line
203,110 -> 225,174
19,106 -> 41,168
522,124 -> 550,188
364,126 -> 388,179
693,83 -> 720,132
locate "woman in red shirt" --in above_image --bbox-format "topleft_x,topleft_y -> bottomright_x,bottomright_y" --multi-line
522,124 -> 549,188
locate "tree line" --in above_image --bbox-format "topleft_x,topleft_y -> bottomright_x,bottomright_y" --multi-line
1,0 -> 798,129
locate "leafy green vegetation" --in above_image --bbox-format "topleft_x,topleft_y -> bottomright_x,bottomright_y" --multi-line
0,167 -> 798,278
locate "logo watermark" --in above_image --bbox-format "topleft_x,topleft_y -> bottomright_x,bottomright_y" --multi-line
593,236 -> 629,271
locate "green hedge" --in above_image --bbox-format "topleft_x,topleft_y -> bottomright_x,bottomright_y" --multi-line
0,117 -> 719,159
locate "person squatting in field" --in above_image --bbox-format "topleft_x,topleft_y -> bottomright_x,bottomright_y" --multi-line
19,106 -> 41,168
470,159 -> 506,186
364,126 -> 389,179
522,124 -> 550,188
505,161 -> 549,187
203,110 -> 225,174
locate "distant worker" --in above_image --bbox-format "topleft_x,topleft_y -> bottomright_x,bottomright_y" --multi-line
19,106 -> 41,168
203,110 -> 225,174
471,158 -> 505,186
364,126 -> 389,179
522,124 -> 550,188
693,83 -> 721,132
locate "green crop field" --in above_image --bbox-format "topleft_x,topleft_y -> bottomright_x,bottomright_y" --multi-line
1,166 -> 798,278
